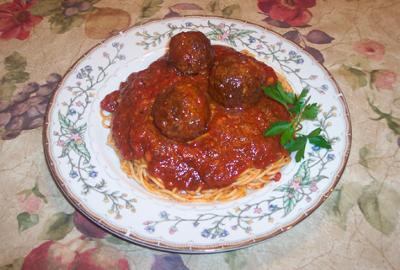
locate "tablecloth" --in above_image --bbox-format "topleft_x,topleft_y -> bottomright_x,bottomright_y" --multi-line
0,0 -> 399,269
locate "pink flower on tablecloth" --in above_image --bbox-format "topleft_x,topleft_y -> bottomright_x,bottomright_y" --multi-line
73,211 -> 107,239
0,0 -> 43,40
258,0 -> 316,27
354,39 -> 385,61
18,193 -> 42,214
22,241 -> 78,270
371,70 -> 397,90
72,246 -> 130,270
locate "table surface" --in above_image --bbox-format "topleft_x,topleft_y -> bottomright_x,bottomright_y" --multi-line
1,0 -> 399,269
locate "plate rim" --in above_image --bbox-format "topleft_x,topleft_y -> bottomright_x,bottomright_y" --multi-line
42,15 -> 352,254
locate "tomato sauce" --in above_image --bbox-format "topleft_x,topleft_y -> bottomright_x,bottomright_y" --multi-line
101,45 -> 290,191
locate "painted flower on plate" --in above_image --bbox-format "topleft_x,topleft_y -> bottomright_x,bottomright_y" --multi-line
57,140 -> 65,147
71,133 -> 81,141
327,154 -> 335,161
89,171 -> 98,178
310,182 -> 318,192
292,180 -> 301,190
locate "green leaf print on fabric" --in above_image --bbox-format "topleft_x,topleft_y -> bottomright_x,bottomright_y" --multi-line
369,99 -> 400,135
29,0 -> 100,34
141,0 -> 164,18
224,251 -> 247,270
29,0 -> 63,17
337,65 -> 368,90
169,3 -> 203,10
357,181 -> 400,235
17,212 -> 39,232
0,257 -> 24,270
105,235 -> 129,245
207,0 -> 220,12
0,52 -> 29,100
18,183 -> 48,204
221,4 -> 240,17
207,0 -> 240,17
16,183 -> 48,232
359,145 -> 370,168
39,212 -> 74,240
4,52 -> 27,71
358,144 -> 387,170
331,182 -> 363,229
2,71 -> 29,85
31,183 -> 48,204
49,12 -> 85,34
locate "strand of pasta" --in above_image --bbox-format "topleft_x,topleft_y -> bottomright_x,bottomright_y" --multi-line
100,109 -> 112,128
101,88 -> 291,202
100,73 -> 293,202
120,156 -> 289,202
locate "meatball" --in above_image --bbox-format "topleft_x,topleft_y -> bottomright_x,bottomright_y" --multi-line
168,31 -> 213,75
152,81 -> 210,142
209,54 -> 274,109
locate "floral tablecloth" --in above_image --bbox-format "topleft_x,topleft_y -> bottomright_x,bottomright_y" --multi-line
1,0 -> 399,269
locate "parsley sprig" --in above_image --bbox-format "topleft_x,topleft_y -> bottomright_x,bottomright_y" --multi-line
263,82 -> 331,162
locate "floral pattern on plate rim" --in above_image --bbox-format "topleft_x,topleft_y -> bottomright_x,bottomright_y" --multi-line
142,107 -> 339,239
45,17 -> 350,251
54,42 -> 137,219
136,21 -> 329,94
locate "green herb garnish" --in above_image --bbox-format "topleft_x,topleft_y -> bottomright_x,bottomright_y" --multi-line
263,82 -> 331,162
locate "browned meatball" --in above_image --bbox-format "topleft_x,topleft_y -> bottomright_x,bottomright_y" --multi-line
152,81 -> 210,142
209,54 -> 268,109
168,31 -> 213,75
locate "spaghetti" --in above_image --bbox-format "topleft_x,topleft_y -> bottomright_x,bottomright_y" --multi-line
100,33 -> 294,203
100,75 -> 292,202
103,131 -> 290,202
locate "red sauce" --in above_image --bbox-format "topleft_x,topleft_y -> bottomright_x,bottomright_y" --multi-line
101,90 -> 120,112
101,45 -> 290,191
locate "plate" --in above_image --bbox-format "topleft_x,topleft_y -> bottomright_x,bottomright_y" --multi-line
43,16 -> 351,253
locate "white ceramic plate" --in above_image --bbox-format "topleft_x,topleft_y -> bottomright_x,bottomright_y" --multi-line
44,16 -> 351,253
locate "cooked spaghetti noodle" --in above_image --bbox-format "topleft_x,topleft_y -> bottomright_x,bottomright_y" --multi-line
100,37 -> 294,203
103,131 -> 290,202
